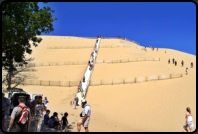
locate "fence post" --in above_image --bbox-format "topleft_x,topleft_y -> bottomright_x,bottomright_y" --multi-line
69,81 -> 70,87
123,79 -> 125,84
59,81 -> 60,87
170,74 -> 172,79
181,73 -> 183,77
101,80 -> 102,85
31,80 -> 32,85
23,80 -> 24,85
49,81 -> 50,86
57,63 -> 58,66
40,81 -> 41,86
158,75 -> 160,80
134,77 -> 137,83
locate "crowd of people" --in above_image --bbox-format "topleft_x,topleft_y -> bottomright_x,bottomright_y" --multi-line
3,91 -> 192,132
2,92 -> 91,132
96,35 -> 126,40
168,58 -> 193,75
1,93 -> 64,132
147,45 -> 158,51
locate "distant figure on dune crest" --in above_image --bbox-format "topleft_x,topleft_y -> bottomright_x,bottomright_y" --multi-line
172,58 -> 175,64
165,51 -> 166,53
183,107 -> 194,132
168,59 -> 170,64
191,62 -> 193,68
73,99 -> 76,109
181,60 -> 184,67
157,48 -> 158,51
186,68 -> 188,75
175,61 -> 177,66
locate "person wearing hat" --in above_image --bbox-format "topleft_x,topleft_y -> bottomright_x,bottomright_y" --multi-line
2,92 -> 11,132
77,99 -> 91,132
7,95 -> 31,132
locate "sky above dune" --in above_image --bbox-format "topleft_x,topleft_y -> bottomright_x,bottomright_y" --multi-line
38,2 -> 196,55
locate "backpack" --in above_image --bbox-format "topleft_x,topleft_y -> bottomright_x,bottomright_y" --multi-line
14,105 -> 29,125
48,117 -> 55,128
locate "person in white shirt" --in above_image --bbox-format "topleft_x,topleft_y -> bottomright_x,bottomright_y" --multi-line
186,68 -> 188,75
183,107 -> 194,132
77,99 -> 91,132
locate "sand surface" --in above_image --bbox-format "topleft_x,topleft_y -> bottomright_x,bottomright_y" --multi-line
3,36 -> 196,132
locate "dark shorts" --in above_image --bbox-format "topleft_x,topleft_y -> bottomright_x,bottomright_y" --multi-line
62,125 -> 67,130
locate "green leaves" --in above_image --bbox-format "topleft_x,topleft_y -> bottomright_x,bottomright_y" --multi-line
2,2 -> 57,73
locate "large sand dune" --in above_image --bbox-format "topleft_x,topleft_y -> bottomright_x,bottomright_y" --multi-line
3,36 -> 196,132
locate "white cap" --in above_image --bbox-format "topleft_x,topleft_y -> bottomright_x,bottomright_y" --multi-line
81,99 -> 87,103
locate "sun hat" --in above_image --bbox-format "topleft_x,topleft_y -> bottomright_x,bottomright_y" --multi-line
81,99 -> 87,103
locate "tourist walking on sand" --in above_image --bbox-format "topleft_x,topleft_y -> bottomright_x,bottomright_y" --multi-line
191,62 -> 193,68
77,99 -> 91,132
175,61 -> 177,66
168,59 -> 170,64
183,107 -> 194,132
73,98 -> 76,109
186,68 -> 188,75
61,112 -> 68,132
7,95 -> 31,132
43,97 -> 48,111
181,60 -> 184,67
2,93 -> 11,132
31,96 -> 38,119
172,58 -> 175,64
76,96 -> 79,106
34,97 -> 45,132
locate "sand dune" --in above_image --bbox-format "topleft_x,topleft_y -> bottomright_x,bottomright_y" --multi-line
3,36 -> 195,132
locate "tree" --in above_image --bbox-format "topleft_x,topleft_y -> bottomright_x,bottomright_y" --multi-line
2,2 -> 57,90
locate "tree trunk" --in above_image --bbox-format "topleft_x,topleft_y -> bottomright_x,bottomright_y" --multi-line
7,71 -> 12,91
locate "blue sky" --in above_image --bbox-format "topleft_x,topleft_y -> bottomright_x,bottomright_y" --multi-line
38,2 -> 196,55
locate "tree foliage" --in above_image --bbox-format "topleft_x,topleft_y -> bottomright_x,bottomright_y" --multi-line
2,2 -> 57,89
2,2 -> 57,72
